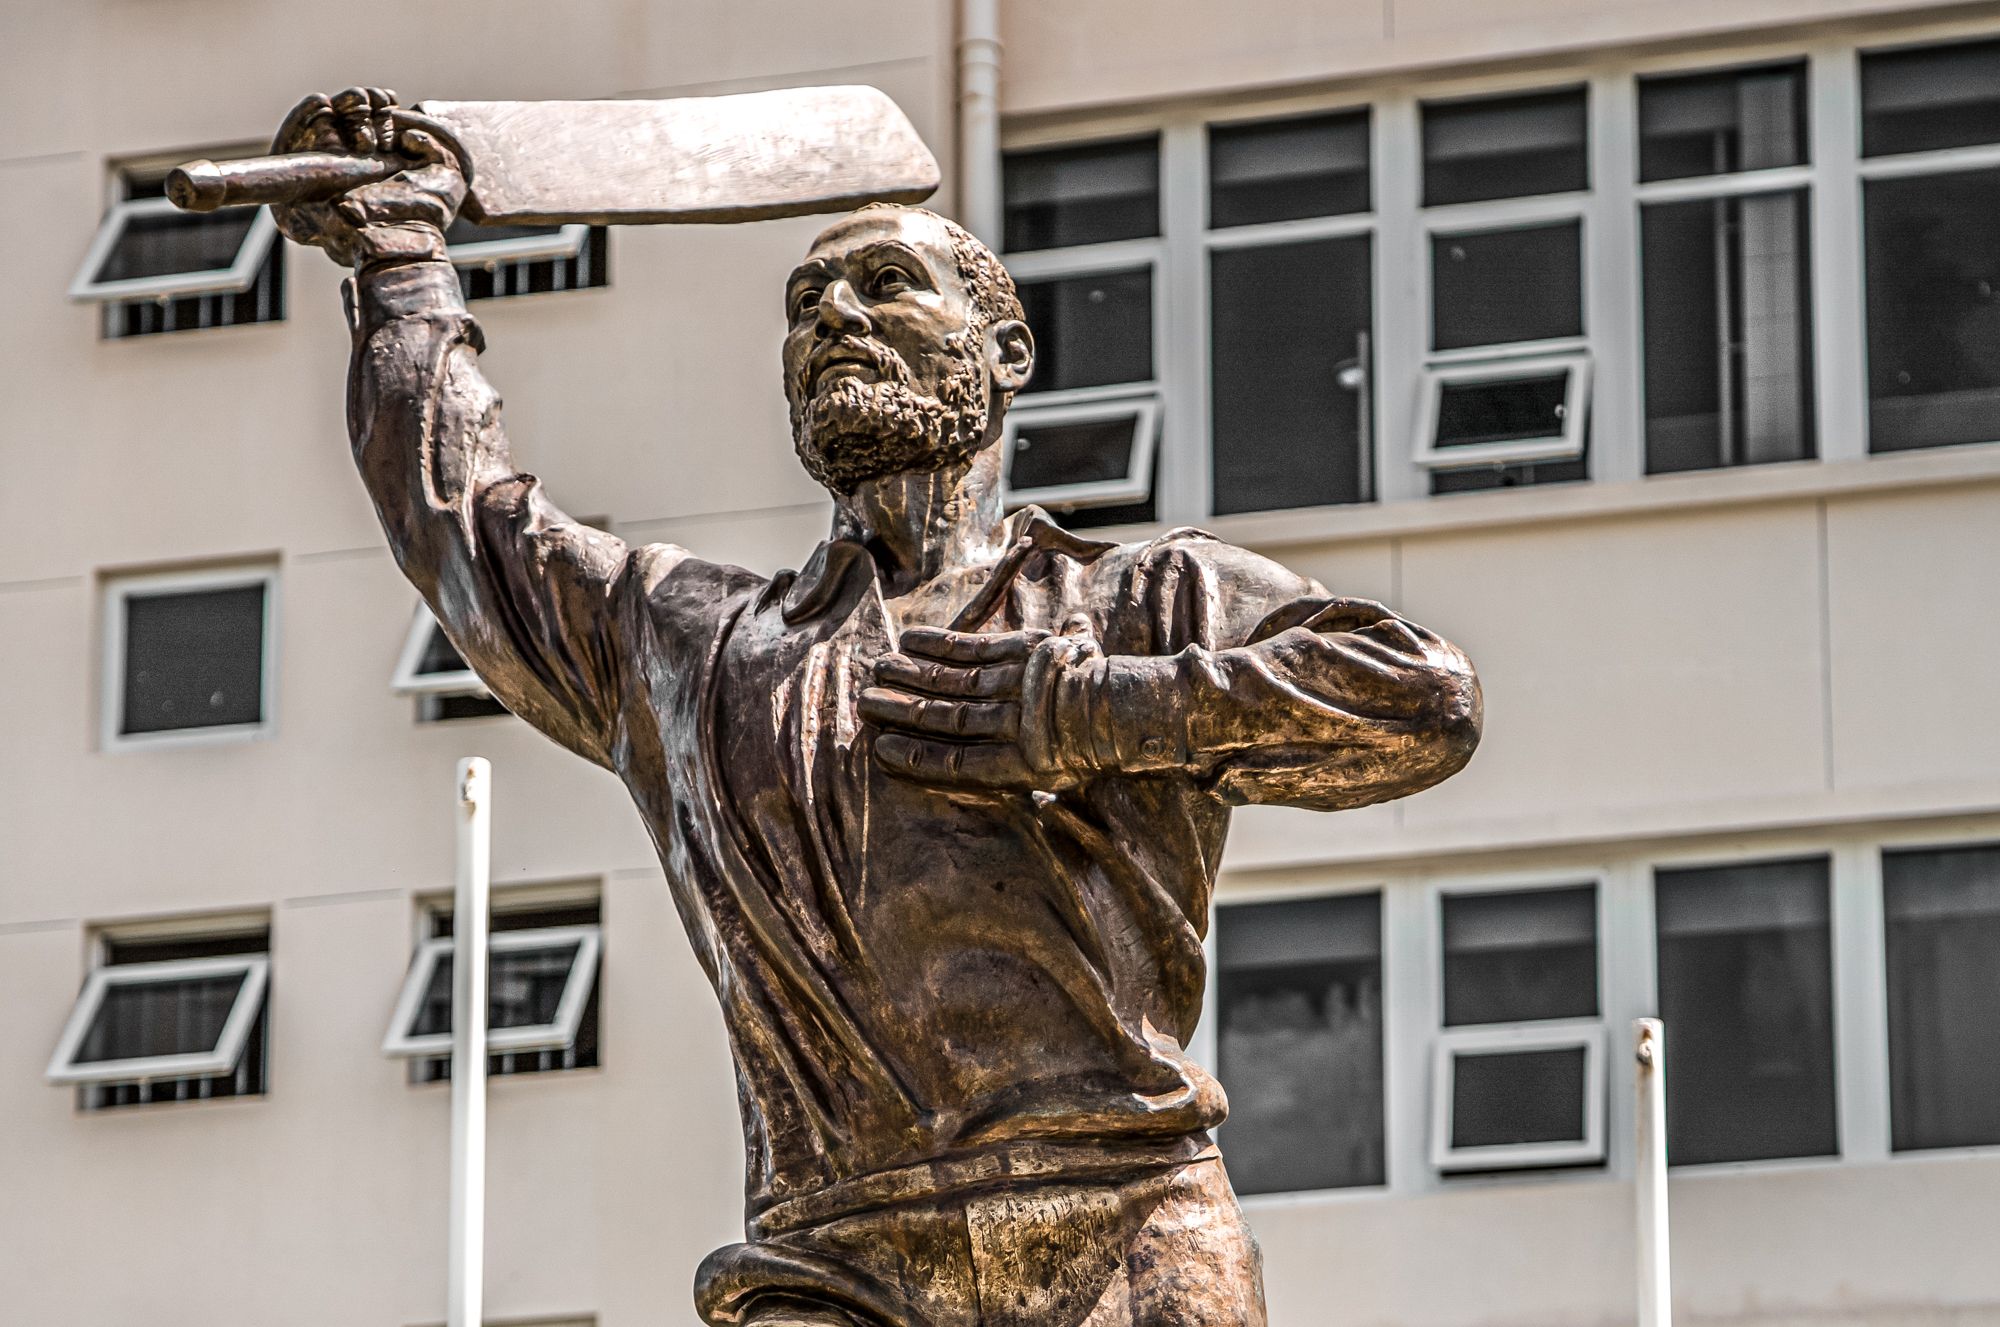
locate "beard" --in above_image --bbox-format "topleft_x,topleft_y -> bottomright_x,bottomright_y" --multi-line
790,331 -> 990,494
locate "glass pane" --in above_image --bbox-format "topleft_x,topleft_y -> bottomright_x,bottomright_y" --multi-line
1209,110 -> 1370,227
1430,454 -> 1589,494
410,941 -> 584,1038
1423,87 -> 1588,206
1209,235 -> 1373,514
1450,1046 -> 1588,1149
1864,168 -> 2000,453
1643,191 -> 1816,473
120,583 -> 267,735
1018,269 -> 1153,393
1655,857 -> 1837,1165
1435,372 -> 1571,450
1003,137 -> 1160,252
1217,893 -> 1384,1193
76,971 -> 247,1064
94,208 -> 258,284
1862,38 -> 2000,157
1883,844 -> 2000,1152
1639,62 -> 1807,181
1009,415 -> 1139,493
1432,221 -> 1583,351
415,623 -> 470,677
444,218 -> 563,246
1442,885 -> 1597,1026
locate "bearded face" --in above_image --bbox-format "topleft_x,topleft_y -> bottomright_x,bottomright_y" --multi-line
789,327 -> 990,495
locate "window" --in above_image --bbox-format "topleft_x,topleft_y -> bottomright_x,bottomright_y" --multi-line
1654,857 -> 1837,1165
1420,90 -> 1592,496
445,219 -> 608,301
102,566 -> 277,749
1215,892 -> 1384,1194
1639,63 -> 1815,474
1432,885 -> 1605,1172
1004,137 -> 1160,252
385,897 -> 602,1081
1859,40 -> 2000,455
71,166 -> 283,339
392,605 -> 509,722
1882,843 -> 2000,1152
46,926 -> 271,1110
1001,396 -> 1159,510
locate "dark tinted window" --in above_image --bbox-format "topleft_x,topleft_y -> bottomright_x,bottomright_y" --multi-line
1003,137 -> 1160,252
1431,221 -> 1583,351
84,930 -> 269,1110
119,582 -> 267,736
1639,62 -> 1807,181
1209,110 -> 1370,227
1217,893 -> 1384,1193
1018,269 -> 1154,393
1423,87 -> 1588,206
94,208 -> 260,283
1430,454 -> 1588,495
1862,38 -> 2000,157
1435,372 -> 1572,450
1655,857 -> 1837,1166
1883,844 -> 2000,1152
1009,415 -> 1139,493
1442,885 -> 1597,1026
1451,1046 -> 1589,1149
1210,235 -> 1372,514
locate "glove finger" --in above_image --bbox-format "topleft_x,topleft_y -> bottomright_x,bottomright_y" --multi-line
272,93 -> 336,154
874,735 -> 1033,790
332,86 -> 376,155
873,655 -> 1022,700
858,689 -> 1018,740
898,626 -> 1048,665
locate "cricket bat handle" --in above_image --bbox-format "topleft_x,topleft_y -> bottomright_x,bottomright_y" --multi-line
167,154 -> 401,212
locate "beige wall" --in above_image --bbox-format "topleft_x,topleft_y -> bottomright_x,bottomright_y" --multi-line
5,1 -> 2000,1324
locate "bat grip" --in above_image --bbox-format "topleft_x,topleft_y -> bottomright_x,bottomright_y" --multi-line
166,109 -> 474,213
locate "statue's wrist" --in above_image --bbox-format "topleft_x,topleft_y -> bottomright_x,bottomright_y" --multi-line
352,220 -> 451,273
1044,651 -> 1190,777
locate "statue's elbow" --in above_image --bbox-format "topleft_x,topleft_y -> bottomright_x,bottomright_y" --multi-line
1421,663 -> 1483,787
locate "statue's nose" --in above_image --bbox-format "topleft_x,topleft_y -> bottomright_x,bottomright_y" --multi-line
816,278 -> 871,337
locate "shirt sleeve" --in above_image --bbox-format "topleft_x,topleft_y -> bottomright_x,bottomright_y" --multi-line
346,258 -> 692,768
1056,537 -> 1482,811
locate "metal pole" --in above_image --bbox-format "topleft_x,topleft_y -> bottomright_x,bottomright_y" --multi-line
1635,1018 -> 1671,1327
448,757 -> 491,1327
957,0 -> 1003,246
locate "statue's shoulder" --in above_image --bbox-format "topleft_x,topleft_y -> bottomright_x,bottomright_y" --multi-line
1084,525 -> 1321,599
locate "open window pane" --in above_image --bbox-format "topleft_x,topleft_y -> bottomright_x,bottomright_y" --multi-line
1643,190 -> 1815,473
1436,372 -> 1569,449
1431,221 -> 1583,351
1210,235 -> 1373,514
47,940 -> 269,1101
96,208 -> 258,284
1209,110 -> 1370,228
74,971 -> 245,1064
1655,857 -> 1836,1165
1419,353 -> 1590,474
1003,137 -> 1160,252
1861,37 -> 2000,158
1883,843 -> 2000,1152
1639,62 -> 1807,182
117,580 -> 268,737
444,219 -> 607,301
1217,893 -> 1385,1193
1442,885 -> 1597,1026
1451,1046 -> 1587,1148
410,941 -> 585,1037
1004,398 -> 1158,509
1864,168 -> 2000,453
1017,269 -> 1153,393
1423,87 -> 1587,206
384,925 -> 601,1060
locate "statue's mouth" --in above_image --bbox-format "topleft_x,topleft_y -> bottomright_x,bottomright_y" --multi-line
806,339 -> 893,395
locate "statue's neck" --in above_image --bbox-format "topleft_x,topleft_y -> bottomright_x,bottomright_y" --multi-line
832,445 -> 1009,597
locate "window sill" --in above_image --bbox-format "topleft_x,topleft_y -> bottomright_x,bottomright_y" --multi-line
1091,443 -> 2000,551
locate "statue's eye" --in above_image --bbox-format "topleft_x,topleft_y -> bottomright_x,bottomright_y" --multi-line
790,286 -> 822,321
871,265 -> 915,297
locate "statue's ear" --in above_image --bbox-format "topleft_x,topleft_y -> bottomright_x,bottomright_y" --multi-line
984,319 -> 1034,394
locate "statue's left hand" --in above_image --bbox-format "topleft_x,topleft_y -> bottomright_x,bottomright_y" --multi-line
270,86 -> 469,269
861,626 -> 1087,793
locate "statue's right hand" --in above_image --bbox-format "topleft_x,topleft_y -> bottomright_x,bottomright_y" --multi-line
270,87 -> 469,268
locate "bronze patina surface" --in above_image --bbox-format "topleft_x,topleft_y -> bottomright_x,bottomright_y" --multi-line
271,88 -> 1481,1326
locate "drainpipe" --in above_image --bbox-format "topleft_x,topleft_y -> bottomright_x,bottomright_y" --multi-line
957,0 -> 1003,246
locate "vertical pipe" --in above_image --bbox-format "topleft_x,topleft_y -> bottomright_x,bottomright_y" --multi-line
957,0 -> 1003,246
448,757 -> 491,1327
1635,1018 -> 1671,1327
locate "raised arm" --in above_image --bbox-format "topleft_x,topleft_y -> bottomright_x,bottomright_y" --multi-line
274,88 -> 654,767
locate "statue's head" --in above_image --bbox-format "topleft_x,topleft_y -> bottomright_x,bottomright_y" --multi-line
784,204 -> 1033,495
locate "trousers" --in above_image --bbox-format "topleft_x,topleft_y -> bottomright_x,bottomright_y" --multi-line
695,1153 -> 1267,1327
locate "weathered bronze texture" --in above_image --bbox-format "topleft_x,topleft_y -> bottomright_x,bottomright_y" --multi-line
267,88 -> 1481,1326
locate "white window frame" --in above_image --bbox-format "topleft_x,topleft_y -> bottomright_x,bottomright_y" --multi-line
100,564 -> 280,752
381,924 -> 602,1059
1001,390 -> 1161,509
446,222 -> 589,268
69,195 -> 279,304
391,604 -> 490,698
1430,1019 -> 1609,1172
1415,349 -> 1593,469
45,953 -> 270,1086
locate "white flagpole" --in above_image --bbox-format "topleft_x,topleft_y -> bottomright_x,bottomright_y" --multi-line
1635,1018 -> 1671,1327
448,757 -> 491,1327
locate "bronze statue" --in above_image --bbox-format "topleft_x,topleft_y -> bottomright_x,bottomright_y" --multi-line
268,87 -> 1481,1327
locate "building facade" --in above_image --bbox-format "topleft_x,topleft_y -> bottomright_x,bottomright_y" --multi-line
4,1 -> 1999,1324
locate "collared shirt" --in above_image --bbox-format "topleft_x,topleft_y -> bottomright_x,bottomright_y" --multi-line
348,260 -> 1481,1221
